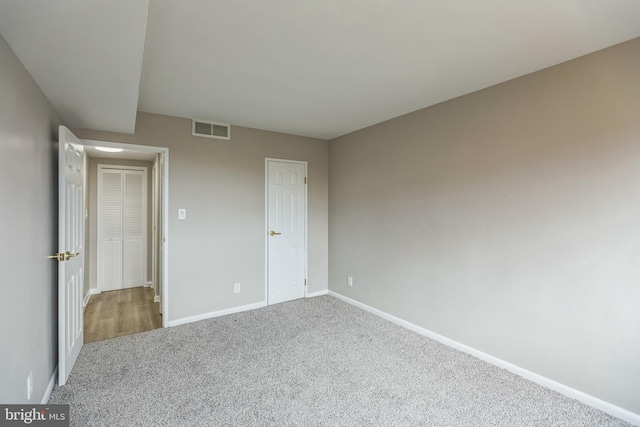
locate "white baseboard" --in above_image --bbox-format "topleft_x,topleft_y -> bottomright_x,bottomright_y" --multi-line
168,301 -> 267,327
83,291 -> 91,308
328,291 -> 640,426
154,295 -> 160,303
41,367 -> 57,404
90,288 -> 100,295
146,281 -> 153,288
306,289 -> 328,298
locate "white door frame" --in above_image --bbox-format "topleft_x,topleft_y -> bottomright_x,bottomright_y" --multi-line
83,139 -> 170,327
151,159 -> 158,300
97,164 -> 148,292
264,158 -> 308,304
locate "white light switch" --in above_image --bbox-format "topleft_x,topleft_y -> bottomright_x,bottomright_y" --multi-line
178,209 -> 186,220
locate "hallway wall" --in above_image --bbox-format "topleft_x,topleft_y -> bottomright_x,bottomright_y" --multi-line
73,113 -> 329,322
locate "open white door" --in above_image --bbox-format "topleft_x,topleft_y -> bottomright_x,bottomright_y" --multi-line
57,126 -> 85,386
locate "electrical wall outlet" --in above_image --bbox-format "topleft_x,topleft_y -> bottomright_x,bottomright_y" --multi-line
347,276 -> 353,287
27,372 -> 33,400
234,282 -> 241,293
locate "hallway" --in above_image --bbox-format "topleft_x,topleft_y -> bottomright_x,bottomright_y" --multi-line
84,287 -> 162,343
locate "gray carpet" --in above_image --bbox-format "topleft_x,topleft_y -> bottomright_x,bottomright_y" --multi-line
49,296 -> 630,426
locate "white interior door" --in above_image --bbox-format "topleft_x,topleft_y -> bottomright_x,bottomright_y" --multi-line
123,170 -> 145,288
98,167 -> 146,291
58,126 -> 84,386
100,169 -> 123,291
267,160 -> 307,305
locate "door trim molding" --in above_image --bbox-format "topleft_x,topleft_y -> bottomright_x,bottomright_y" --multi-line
264,158 -> 308,305
97,164 -> 148,293
151,159 -> 158,301
82,139 -> 170,328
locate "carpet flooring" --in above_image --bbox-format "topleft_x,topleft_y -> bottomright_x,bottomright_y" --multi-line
49,296 -> 631,426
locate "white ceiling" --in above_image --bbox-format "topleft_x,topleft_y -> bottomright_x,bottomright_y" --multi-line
1,1 -> 640,140
0,0 -> 148,134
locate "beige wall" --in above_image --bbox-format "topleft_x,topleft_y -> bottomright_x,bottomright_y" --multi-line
73,113 -> 329,321
84,157 -> 154,295
0,35 -> 62,402
329,38 -> 640,413
3,14 -> 634,412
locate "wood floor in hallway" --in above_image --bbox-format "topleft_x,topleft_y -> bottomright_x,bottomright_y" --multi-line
84,287 -> 162,343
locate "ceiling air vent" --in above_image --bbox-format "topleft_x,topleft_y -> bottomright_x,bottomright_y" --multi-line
192,119 -> 231,140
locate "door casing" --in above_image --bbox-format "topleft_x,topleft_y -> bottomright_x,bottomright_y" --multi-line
151,159 -> 159,305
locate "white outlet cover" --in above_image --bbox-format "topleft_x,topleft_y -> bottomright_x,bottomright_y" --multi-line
234,282 -> 241,293
178,209 -> 186,220
348,276 -> 353,287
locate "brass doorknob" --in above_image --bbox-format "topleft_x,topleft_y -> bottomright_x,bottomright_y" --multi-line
269,231 -> 282,236
47,251 -> 79,261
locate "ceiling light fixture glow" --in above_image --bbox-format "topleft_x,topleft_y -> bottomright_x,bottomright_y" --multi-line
95,146 -> 123,153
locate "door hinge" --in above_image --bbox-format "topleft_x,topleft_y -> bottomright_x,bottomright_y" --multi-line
304,177 -> 307,184
304,279 -> 307,286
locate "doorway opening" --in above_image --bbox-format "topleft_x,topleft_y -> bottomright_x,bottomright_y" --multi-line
81,140 -> 169,342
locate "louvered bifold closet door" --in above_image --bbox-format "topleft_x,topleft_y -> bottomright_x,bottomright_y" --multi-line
123,170 -> 145,289
101,170 -> 123,291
